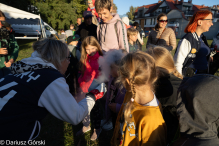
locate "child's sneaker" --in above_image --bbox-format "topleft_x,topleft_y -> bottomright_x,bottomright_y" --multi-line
90,128 -> 102,141
76,126 -> 91,136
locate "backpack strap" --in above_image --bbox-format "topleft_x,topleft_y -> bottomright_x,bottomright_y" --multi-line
114,20 -> 127,51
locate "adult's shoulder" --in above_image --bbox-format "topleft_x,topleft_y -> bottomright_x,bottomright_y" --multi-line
91,23 -> 97,29
166,27 -> 175,33
182,32 -> 195,41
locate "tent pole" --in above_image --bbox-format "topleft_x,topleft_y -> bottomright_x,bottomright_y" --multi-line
39,14 -> 47,38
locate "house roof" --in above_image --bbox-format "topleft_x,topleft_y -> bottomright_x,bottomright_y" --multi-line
134,3 -> 158,16
135,0 -> 213,17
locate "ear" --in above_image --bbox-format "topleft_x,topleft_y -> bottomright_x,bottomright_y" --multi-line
197,20 -> 202,26
126,78 -> 130,85
110,6 -> 113,13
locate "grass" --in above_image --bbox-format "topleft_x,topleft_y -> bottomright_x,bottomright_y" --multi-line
16,38 -> 214,146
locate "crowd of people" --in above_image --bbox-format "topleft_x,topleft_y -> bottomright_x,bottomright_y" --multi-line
1,0 -> 219,146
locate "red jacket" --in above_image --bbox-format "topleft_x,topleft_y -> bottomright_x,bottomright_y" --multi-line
78,52 -> 100,93
87,0 -> 99,18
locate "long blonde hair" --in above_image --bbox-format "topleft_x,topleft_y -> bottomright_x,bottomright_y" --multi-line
33,38 -> 68,70
146,46 -> 183,79
79,36 -> 103,75
118,51 -> 157,123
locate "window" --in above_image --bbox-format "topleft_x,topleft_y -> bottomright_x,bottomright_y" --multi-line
162,7 -> 167,13
45,26 -> 51,31
139,10 -> 143,17
150,18 -> 153,25
145,19 -> 147,25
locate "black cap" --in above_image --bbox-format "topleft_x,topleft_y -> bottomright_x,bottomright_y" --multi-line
83,11 -> 92,19
67,34 -> 80,45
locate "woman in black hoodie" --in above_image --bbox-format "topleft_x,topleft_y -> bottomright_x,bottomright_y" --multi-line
147,47 -> 183,144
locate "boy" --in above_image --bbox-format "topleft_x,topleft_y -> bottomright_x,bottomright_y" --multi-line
58,29 -> 66,43
65,34 -> 81,95
127,28 -> 138,52
95,0 -> 129,53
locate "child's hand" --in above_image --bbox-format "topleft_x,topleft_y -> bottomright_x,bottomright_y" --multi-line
108,103 -> 117,113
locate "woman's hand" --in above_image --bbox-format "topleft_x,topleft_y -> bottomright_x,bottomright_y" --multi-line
210,56 -> 214,62
108,103 -> 117,113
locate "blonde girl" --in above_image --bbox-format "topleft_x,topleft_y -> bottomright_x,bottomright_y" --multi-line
111,51 -> 167,146
147,46 -> 182,144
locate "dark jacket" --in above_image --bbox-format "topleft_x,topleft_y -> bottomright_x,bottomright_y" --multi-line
174,32 -> 209,76
155,73 -> 182,144
0,34 -> 19,69
155,74 -> 182,108
75,22 -> 97,42
173,74 -> 219,146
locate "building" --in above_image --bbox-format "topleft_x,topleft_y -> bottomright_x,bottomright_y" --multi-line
134,0 -> 219,39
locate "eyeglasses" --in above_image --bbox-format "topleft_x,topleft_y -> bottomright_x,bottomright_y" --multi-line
159,20 -> 168,23
202,19 -> 214,23
66,54 -> 71,60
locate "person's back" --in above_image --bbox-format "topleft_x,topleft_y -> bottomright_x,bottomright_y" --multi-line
172,74 -> 219,146
147,47 -> 183,144
95,0 -> 129,52
111,52 -> 167,146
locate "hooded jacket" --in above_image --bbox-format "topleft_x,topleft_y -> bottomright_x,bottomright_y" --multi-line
75,22 -> 97,42
173,74 -> 219,146
0,51 -> 104,140
97,14 -> 129,52
78,52 -> 100,93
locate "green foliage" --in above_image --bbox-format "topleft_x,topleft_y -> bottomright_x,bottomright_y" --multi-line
112,3 -> 118,13
126,6 -> 137,20
2,0 -> 87,30
35,0 -> 87,30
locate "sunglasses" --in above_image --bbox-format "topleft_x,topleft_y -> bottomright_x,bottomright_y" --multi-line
159,20 -> 168,23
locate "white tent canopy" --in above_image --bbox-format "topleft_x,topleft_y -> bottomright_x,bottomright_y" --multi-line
0,3 -> 46,38
0,3 -> 40,19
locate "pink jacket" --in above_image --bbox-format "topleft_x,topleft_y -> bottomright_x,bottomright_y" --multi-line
97,14 -> 129,52
78,52 -> 100,93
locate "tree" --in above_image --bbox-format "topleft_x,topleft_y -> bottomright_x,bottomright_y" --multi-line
126,6 -> 137,20
2,0 -> 87,30
112,3 -> 118,13
34,0 -> 87,30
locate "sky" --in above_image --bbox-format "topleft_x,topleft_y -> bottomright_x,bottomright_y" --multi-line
114,0 -> 219,15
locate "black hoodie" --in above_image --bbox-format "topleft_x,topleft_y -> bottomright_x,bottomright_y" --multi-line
173,74 -> 219,146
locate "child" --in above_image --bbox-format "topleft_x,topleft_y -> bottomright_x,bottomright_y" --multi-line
111,51 -> 167,146
87,0 -> 99,25
127,28 -> 138,52
87,0 -> 99,18
58,29 -> 66,43
95,0 -> 129,52
65,35 -> 81,95
100,50 -> 127,128
77,36 -> 103,141
147,46 -> 182,144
